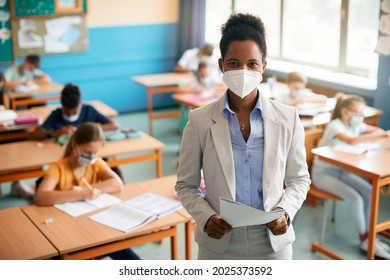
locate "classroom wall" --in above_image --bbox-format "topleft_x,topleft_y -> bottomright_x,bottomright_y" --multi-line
0,0 -> 180,113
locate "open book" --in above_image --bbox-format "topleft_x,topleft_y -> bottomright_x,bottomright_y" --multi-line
54,193 -> 122,217
333,142 -> 381,155
88,192 -> 182,233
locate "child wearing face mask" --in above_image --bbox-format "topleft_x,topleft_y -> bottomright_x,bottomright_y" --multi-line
30,83 -> 118,140
276,71 -> 327,106
311,93 -> 390,259
35,123 -> 141,260
14,83 -> 122,199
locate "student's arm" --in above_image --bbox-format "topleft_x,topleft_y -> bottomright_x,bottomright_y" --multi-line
35,175 -> 99,206
33,74 -> 51,85
3,80 -> 32,91
32,69 -> 51,85
89,161 -> 123,193
100,118 -> 119,131
175,64 -> 190,73
335,126 -> 389,145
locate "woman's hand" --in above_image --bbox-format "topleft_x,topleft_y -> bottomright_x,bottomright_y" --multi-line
206,214 -> 232,239
263,213 -> 288,235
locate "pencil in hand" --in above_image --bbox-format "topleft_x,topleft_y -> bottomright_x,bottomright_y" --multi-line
81,176 -> 93,190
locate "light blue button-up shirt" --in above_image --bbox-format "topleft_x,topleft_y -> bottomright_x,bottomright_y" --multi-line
223,93 -> 265,210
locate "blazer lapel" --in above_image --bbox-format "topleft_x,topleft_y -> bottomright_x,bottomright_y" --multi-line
210,95 -> 236,200
261,95 -> 281,207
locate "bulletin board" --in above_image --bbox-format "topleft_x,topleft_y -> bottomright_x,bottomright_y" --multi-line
0,0 -> 88,63
13,15 -> 89,57
0,0 -> 13,64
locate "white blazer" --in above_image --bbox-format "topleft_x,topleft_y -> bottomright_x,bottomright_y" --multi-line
175,92 -> 310,254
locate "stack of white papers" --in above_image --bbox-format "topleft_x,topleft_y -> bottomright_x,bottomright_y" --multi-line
54,193 -> 122,217
219,197 -> 285,228
0,110 -> 17,122
333,142 -> 380,155
88,192 -> 182,233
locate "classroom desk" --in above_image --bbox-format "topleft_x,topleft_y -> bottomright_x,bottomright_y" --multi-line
0,100 -> 118,143
0,134 -> 165,184
172,92 -> 383,129
300,106 -> 384,129
22,184 -> 187,260
0,208 -> 58,260
312,139 -> 390,260
135,175 -> 195,260
16,100 -> 119,119
3,83 -> 64,110
172,92 -> 223,109
132,72 -> 193,135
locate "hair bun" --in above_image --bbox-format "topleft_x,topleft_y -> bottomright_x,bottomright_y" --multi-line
221,13 -> 265,36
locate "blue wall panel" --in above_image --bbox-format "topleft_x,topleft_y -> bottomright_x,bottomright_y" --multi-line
1,23 -> 179,113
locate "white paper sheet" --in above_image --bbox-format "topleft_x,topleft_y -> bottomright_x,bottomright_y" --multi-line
124,192 -> 182,217
219,197 -> 285,228
89,203 -> 157,233
333,142 -> 381,155
54,193 -> 121,217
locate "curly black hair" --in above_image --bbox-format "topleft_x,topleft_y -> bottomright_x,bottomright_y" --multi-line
61,83 -> 81,109
219,13 -> 267,62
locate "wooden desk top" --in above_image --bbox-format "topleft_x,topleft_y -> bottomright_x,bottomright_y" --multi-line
312,140 -> 390,179
0,140 -> 64,173
0,134 -> 164,174
100,133 -> 165,157
0,208 -> 57,260
16,100 -> 118,120
132,72 -> 193,88
301,106 -> 384,129
172,92 -> 223,108
22,185 -> 187,255
5,83 -> 64,99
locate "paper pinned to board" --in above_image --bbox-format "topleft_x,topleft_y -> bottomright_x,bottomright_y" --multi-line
219,197 -> 285,228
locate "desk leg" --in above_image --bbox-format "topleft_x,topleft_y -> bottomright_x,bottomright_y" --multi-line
170,225 -> 179,260
147,88 -> 153,135
156,149 -> 162,178
185,222 -> 194,260
367,178 -> 381,260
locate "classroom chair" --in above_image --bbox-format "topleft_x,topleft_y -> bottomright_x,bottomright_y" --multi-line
304,128 -> 343,260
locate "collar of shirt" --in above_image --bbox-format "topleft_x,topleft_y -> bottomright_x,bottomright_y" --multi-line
222,90 -> 263,118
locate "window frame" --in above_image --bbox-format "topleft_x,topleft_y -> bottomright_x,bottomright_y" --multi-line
208,0 -> 378,78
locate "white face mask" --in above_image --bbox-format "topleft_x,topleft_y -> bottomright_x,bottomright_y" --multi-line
76,146 -> 98,166
349,115 -> 364,127
222,69 -> 263,99
78,154 -> 98,166
62,111 -> 79,122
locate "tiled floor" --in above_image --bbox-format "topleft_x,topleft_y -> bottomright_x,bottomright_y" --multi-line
1,107 -> 389,260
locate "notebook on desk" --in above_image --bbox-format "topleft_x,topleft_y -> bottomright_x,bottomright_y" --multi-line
89,192 -> 182,233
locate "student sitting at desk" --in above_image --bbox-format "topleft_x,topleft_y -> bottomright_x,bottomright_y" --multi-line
29,82 -> 122,178
4,54 -> 51,92
311,93 -> 390,259
35,123 -> 141,260
9,83 -> 121,199
30,83 -> 118,140
276,71 -> 327,106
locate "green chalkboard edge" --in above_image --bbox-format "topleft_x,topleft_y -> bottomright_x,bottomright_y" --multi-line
12,0 -> 87,18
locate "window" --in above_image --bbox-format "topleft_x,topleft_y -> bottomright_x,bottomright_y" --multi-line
205,0 -> 380,78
